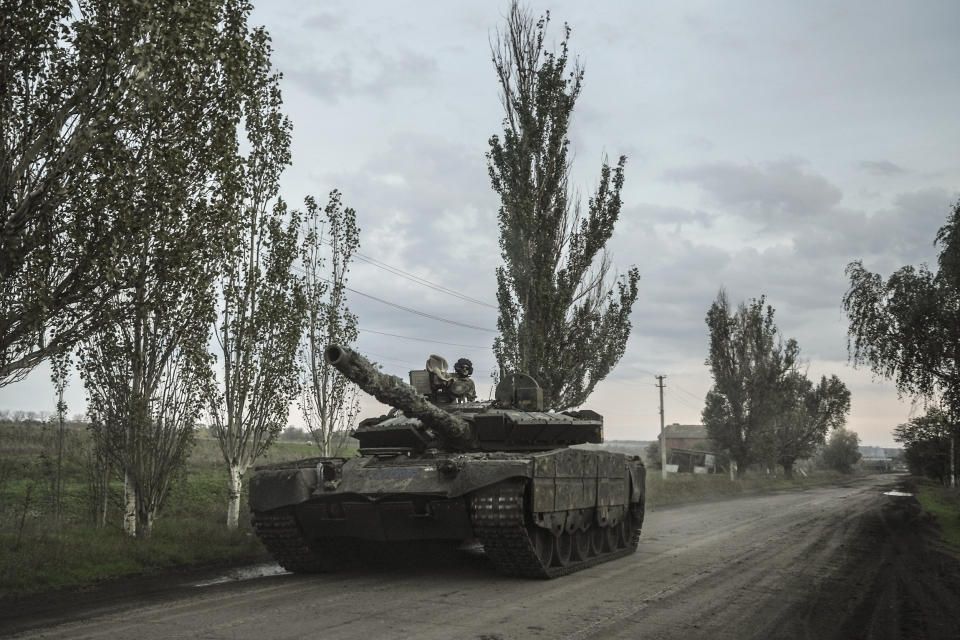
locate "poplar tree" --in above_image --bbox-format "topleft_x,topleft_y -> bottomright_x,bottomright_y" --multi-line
487,2 -> 640,410
79,0 -> 264,536
298,191 -> 360,456
203,31 -> 306,529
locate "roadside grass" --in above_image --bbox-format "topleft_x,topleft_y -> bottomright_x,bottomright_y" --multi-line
645,469 -> 861,508
0,520 -> 265,597
0,424 -> 331,600
914,479 -> 960,556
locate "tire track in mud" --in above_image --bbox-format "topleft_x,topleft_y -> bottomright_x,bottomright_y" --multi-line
563,483 -> 883,640
767,481 -> 960,640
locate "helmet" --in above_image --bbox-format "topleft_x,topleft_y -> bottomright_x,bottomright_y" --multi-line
454,358 -> 473,377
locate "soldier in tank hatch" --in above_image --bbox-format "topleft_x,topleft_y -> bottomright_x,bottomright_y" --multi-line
450,357 -> 477,402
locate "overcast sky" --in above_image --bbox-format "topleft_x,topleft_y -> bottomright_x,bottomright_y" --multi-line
4,1 -> 959,447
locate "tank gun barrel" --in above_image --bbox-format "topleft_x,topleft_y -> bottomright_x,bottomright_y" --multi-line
325,344 -> 473,448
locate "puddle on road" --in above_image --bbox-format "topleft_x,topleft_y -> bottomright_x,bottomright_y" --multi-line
883,491 -> 913,497
191,563 -> 289,587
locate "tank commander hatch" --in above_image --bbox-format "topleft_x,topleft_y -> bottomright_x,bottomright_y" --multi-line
423,355 -> 477,403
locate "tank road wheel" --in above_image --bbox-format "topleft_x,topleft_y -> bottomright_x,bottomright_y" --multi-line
529,526 -> 555,568
604,521 -> 621,552
588,526 -> 606,557
616,517 -> 634,549
623,504 -> 642,549
554,532 -> 574,567
571,529 -> 591,561
471,480 -> 642,579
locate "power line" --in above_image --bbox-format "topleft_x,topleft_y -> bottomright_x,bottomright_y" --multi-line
340,243 -> 496,309
345,285 -> 496,332
631,365 -> 659,377
359,350 -> 421,368
665,388 -> 701,411
671,382 -> 704,402
606,378 -> 658,388
292,265 -> 496,332
358,328 -> 489,350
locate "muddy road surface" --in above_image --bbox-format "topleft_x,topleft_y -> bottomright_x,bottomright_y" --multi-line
4,475 -> 959,639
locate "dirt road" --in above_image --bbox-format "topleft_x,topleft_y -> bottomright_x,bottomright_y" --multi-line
4,475 -> 959,639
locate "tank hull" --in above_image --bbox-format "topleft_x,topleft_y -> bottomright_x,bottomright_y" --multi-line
250,448 -> 645,578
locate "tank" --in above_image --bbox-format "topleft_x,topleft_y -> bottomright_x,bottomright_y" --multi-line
249,345 -> 645,578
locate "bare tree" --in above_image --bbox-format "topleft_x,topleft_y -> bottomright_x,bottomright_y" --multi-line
488,2 -> 640,410
299,191 -> 361,456
204,31 -> 306,529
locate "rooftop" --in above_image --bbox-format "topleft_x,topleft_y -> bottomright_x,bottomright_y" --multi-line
659,423 -> 708,440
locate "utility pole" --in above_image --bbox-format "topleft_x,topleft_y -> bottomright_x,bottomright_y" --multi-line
656,375 -> 667,480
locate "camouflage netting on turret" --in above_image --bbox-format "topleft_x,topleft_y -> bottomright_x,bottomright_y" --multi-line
325,345 -> 473,448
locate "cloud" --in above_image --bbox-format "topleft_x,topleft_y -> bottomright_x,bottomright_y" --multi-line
859,160 -> 907,176
608,185 -> 957,370
301,12 -> 344,32
664,159 -> 843,222
317,133 -> 501,351
792,187 -> 954,271
625,203 -> 715,233
285,48 -> 438,103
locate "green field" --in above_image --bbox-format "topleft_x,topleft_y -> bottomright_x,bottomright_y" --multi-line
0,421 -> 323,599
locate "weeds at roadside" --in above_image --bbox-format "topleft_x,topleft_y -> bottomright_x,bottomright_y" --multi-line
914,479 -> 960,557
645,469 -> 863,508
0,422 -> 325,600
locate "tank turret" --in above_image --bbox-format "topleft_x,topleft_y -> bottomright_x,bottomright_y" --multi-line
324,344 -> 473,449
325,344 -> 605,453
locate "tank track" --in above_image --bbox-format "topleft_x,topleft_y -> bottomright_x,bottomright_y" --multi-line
251,508 -> 356,573
470,480 -> 639,579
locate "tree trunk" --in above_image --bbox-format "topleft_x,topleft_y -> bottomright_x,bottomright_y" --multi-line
782,459 -> 794,480
55,403 -> 65,523
123,470 -> 137,536
951,432 -> 956,489
226,463 -> 244,530
99,470 -> 108,528
143,509 -> 154,535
